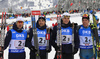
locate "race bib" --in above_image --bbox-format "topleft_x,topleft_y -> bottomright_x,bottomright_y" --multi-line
62,35 -> 72,44
38,37 -> 47,46
14,40 -> 25,49
80,36 -> 93,49
9,39 -> 25,53
9,40 -> 25,49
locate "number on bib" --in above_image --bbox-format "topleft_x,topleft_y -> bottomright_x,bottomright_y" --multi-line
80,36 -> 92,46
14,40 -> 25,49
38,37 -> 46,46
62,35 -> 72,44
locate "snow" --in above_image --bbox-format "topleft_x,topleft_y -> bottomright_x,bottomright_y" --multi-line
4,13 -> 100,59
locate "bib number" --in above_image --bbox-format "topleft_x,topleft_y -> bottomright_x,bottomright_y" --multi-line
84,37 -> 91,46
38,37 -> 46,46
80,36 -> 92,46
14,40 -> 25,49
18,41 -> 22,46
62,35 -> 72,44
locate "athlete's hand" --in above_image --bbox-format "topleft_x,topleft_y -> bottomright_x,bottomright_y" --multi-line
55,46 -> 60,51
30,46 -> 37,52
46,49 -> 51,53
73,48 -> 78,55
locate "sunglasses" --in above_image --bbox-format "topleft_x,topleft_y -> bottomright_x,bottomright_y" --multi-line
82,14 -> 89,17
63,15 -> 70,18
17,21 -> 23,24
64,18 -> 69,19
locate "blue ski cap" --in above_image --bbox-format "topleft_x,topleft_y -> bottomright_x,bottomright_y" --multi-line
95,16 -> 99,21
62,12 -> 70,18
16,16 -> 24,22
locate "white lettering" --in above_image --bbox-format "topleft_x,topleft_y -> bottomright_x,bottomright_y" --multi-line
62,29 -> 70,33
82,30 -> 91,34
16,34 -> 24,37
37,31 -> 46,34
62,29 -> 67,32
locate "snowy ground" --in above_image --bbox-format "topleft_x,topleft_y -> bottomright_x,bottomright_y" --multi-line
4,12 -> 100,59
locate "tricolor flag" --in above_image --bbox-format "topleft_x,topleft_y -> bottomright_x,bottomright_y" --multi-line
54,4 -> 57,8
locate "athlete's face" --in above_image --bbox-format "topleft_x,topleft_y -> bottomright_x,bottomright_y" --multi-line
62,17 -> 70,24
82,19 -> 89,27
16,21 -> 23,29
96,20 -> 99,24
38,19 -> 46,27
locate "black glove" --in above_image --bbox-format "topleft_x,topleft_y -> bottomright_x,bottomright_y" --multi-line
73,48 -> 78,55
46,49 -> 51,53
55,46 -> 60,51
30,46 -> 37,52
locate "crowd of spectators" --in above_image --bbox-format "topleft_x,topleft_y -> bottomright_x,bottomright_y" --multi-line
0,8 -> 100,19
0,13 -> 31,19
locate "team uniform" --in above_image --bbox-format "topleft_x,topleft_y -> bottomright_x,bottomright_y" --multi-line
4,23 -> 27,59
26,17 -> 51,59
78,25 -> 94,59
51,20 -> 79,59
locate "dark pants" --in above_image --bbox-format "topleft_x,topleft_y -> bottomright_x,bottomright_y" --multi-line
54,52 -> 74,59
9,52 -> 25,59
